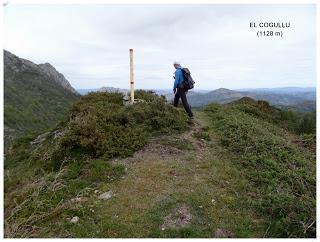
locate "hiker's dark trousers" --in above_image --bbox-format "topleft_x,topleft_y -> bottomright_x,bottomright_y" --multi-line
173,88 -> 193,117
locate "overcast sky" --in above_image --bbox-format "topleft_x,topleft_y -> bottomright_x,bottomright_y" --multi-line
4,4 -> 316,90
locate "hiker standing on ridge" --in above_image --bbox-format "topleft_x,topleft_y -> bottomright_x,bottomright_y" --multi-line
173,61 -> 193,118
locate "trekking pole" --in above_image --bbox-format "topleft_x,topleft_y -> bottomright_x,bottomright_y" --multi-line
129,49 -> 134,104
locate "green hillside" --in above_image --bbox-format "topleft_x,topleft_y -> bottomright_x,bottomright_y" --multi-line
4,91 -> 315,238
204,100 -> 316,237
4,50 -> 80,149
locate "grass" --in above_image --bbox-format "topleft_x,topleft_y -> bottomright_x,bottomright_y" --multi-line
4,94 -> 315,238
4,155 -> 126,238
204,102 -> 316,238
33,112 -> 263,238
4,90 -> 191,238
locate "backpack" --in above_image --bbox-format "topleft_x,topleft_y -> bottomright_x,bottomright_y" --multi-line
181,68 -> 195,90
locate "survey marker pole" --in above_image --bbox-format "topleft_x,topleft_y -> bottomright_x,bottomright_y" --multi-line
130,49 -> 134,104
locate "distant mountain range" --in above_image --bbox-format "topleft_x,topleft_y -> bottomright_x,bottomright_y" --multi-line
4,50 -> 80,149
77,87 -> 127,95
235,87 -> 316,94
77,87 -> 172,96
186,88 -> 316,112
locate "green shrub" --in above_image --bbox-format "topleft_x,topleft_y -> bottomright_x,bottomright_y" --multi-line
134,89 -> 164,102
297,112 -> 316,134
4,90 -> 191,237
32,91 -> 190,170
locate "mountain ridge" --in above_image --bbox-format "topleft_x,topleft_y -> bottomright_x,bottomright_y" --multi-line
4,50 -> 78,94
4,91 -> 316,238
4,50 -> 80,149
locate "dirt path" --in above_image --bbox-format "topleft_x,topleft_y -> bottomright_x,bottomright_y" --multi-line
63,111 -> 264,238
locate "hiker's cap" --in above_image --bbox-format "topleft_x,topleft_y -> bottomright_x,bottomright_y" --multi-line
173,61 -> 180,65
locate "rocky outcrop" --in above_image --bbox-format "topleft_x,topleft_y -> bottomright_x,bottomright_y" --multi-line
98,86 -> 129,95
4,50 -> 78,94
38,63 -> 77,94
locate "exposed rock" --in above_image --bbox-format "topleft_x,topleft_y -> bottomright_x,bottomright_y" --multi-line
4,50 -> 78,94
70,216 -> 79,223
39,63 -> 77,94
70,197 -> 82,203
98,191 -> 113,200
30,132 -> 50,145
53,130 -> 65,139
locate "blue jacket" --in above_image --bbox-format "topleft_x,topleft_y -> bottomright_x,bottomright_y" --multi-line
173,68 -> 184,92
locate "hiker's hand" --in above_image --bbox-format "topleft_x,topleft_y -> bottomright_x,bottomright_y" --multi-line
174,90 -> 177,95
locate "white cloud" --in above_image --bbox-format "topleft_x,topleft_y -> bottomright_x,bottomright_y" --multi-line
4,4 -> 316,90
